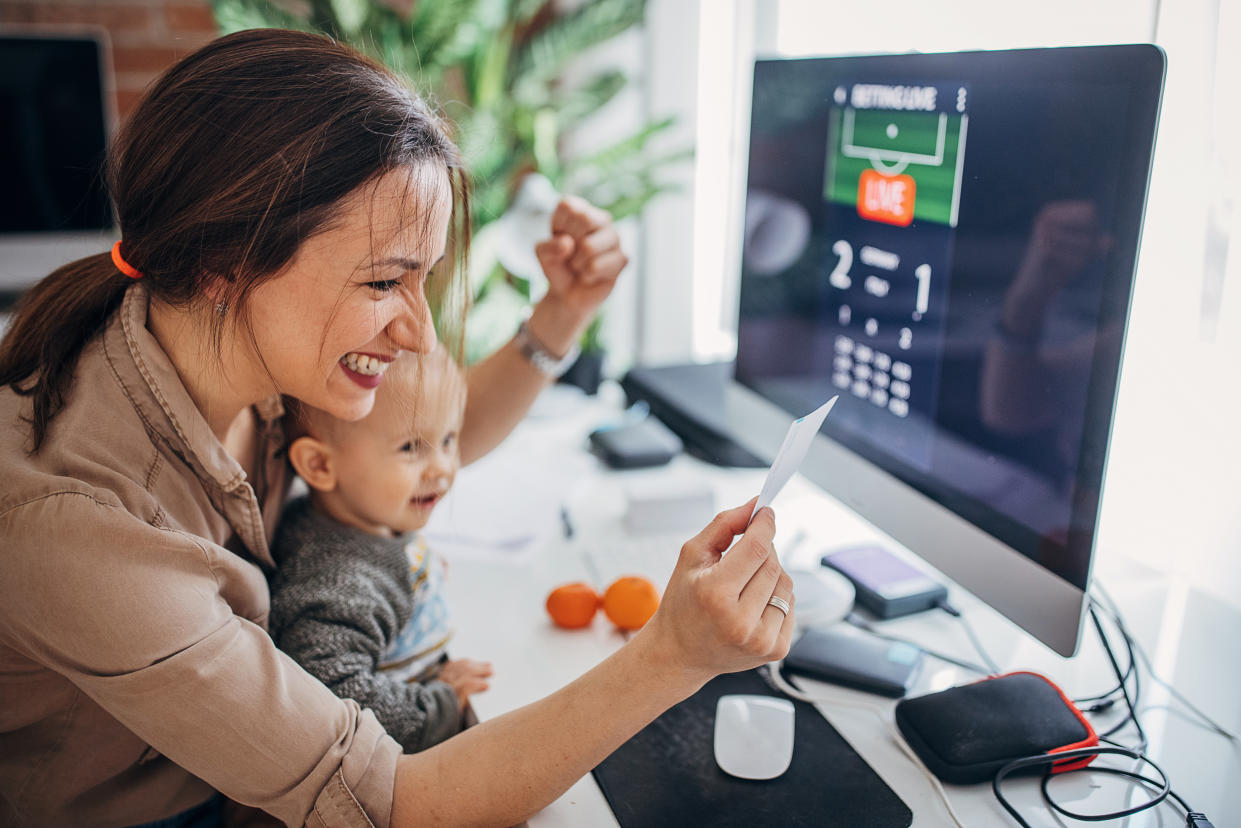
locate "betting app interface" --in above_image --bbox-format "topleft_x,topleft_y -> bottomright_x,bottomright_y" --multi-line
820,81 -> 967,468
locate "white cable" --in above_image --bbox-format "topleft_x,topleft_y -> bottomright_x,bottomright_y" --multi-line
1092,585 -> 1237,742
1130,644 -> 1237,741
763,663 -> 968,828
953,609 -> 1001,676
844,614 -> 992,676
1137,703 -> 1239,740
885,719 -> 971,828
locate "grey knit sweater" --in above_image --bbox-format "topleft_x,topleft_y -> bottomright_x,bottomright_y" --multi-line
268,496 -> 461,753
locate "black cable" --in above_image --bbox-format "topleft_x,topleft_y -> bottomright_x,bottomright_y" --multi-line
993,746 -> 1170,825
1075,598 -> 1137,709
1093,584 -> 1236,742
1090,604 -> 1147,750
992,604 -> 1199,825
1100,599 -> 1141,717
1074,607 -> 1136,708
1040,766 -> 1192,816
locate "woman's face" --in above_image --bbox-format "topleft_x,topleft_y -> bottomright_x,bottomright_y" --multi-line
243,165 -> 453,422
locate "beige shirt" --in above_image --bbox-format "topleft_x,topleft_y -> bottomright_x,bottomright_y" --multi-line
0,285 -> 401,827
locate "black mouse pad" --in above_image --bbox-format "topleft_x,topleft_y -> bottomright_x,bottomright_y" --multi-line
591,668 -> 912,827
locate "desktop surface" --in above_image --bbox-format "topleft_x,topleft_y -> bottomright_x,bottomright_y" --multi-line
437,386 -> 1240,827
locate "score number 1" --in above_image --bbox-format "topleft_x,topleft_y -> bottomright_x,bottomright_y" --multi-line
913,264 -> 931,321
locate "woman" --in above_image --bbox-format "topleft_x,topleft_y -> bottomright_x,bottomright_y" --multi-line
0,29 -> 794,827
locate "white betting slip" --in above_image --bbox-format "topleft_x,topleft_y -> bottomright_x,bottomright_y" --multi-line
749,396 -> 838,523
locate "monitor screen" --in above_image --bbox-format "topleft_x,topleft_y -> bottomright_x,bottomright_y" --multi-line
735,46 -> 1164,596
0,34 -> 111,235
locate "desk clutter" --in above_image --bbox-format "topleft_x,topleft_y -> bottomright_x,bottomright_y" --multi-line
592,669 -> 912,828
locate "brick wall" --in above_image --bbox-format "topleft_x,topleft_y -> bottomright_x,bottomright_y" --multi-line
0,0 -> 219,120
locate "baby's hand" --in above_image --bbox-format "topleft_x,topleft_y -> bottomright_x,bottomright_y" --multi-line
437,658 -> 494,711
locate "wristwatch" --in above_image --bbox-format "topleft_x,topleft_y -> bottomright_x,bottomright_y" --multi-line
514,320 -> 581,378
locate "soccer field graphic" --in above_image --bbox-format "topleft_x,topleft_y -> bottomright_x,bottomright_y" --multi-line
824,88 -> 968,228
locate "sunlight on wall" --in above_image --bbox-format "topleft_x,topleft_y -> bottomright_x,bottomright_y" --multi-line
773,0 -> 1157,56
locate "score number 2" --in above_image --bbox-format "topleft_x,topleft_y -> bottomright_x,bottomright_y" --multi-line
829,240 -> 853,289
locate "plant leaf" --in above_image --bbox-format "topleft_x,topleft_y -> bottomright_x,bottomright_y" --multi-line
554,69 -> 627,125
511,0 -> 549,24
567,115 -> 675,174
211,0 -> 315,34
409,0 -> 476,64
513,0 -> 646,100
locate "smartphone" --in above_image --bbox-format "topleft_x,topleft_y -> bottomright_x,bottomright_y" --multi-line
821,544 -> 948,619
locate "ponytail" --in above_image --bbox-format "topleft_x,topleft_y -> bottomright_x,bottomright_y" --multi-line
0,253 -> 131,451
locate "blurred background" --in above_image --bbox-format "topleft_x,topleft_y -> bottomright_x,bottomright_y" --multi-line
1,0 -> 1237,611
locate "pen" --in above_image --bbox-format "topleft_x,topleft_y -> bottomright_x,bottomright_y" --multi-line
560,506 -> 575,539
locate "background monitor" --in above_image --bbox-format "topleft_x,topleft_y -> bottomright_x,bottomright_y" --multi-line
726,45 -> 1164,656
0,31 -> 115,307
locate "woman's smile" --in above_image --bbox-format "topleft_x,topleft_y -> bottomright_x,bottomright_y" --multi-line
340,352 -> 394,388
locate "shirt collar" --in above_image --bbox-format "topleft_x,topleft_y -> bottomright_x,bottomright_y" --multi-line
103,283 -> 285,561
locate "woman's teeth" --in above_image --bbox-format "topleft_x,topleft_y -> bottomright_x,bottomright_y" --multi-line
342,353 -> 389,376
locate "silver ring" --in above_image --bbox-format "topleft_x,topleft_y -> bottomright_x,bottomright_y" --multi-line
766,595 -> 791,615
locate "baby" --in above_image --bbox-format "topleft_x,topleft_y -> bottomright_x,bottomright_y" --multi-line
269,347 -> 492,752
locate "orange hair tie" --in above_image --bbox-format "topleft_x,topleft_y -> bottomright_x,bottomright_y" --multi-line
111,240 -> 142,280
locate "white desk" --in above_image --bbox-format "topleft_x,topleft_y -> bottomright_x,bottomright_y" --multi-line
438,386 -> 1241,827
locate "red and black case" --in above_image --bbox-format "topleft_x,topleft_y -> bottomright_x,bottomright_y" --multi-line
894,671 -> 1098,784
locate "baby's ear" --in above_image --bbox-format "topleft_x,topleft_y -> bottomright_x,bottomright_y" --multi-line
288,436 -> 336,492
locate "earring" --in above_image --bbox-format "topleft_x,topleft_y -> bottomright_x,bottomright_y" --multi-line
215,301 -> 228,316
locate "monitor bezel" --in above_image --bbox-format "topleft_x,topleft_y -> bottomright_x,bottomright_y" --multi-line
727,44 -> 1165,657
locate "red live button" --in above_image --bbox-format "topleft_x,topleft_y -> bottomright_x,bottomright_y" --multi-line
857,169 -> 916,226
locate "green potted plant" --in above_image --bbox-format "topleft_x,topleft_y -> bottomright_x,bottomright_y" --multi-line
210,0 -> 690,391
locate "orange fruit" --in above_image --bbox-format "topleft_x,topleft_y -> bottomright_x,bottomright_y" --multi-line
545,582 -> 601,629
602,576 -> 660,631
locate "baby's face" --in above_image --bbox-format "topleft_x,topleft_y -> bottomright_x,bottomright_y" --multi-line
326,366 -> 464,537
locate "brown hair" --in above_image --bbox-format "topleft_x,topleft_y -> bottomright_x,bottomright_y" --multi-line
0,29 -> 470,451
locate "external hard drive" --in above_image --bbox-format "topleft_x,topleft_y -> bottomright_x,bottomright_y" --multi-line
784,625 -> 923,698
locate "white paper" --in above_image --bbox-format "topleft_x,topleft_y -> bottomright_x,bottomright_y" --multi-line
750,396 -> 838,522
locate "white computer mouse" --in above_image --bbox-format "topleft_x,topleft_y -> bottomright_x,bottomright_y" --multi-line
713,694 -> 796,780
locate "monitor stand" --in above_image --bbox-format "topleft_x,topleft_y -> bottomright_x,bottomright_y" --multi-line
620,362 -> 766,468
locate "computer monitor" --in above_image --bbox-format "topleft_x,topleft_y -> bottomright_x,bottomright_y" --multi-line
0,31 -> 115,303
726,45 -> 1164,656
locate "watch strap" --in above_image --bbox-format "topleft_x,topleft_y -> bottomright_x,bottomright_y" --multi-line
515,320 -> 581,378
